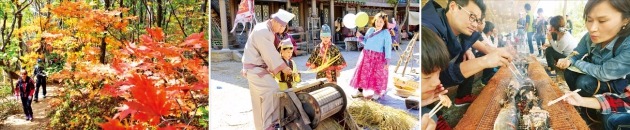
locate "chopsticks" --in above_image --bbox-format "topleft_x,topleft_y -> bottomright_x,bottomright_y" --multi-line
508,62 -> 524,80
428,100 -> 443,117
428,95 -> 451,117
547,89 -> 581,106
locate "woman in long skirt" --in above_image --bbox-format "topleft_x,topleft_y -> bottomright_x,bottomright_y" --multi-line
350,12 -> 393,100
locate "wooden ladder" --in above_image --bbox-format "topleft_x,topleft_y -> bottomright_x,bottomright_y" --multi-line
394,32 -> 419,76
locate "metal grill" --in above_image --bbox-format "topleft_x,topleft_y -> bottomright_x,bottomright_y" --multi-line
457,57 -> 589,130
475,76 -> 510,129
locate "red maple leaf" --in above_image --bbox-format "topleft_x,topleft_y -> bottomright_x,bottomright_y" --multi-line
113,104 -> 137,120
111,58 -> 127,74
99,117 -> 126,130
140,35 -> 154,45
193,82 -> 208,91
131,111 -> 161,126
181,32 -> 208,49
146,27 -> 165,41
124,74 -> 173,125
153,46 -> 181,57
100,84 -> 120,96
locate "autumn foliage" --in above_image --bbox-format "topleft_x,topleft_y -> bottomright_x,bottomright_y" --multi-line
0,0 -> 209,129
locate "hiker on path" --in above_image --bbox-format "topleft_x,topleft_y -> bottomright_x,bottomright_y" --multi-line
33,58 -> 47,102
14,70 -> 35,121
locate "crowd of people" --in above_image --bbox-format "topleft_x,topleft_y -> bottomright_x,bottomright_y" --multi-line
421,0 -> 630,129
241,8 -> 402,129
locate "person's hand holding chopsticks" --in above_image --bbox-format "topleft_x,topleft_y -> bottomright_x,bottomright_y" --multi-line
421,84 -> 448,107
428,95 -> 452,117
561,90 -> 603,110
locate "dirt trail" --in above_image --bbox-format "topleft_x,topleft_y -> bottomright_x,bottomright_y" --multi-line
0,84 -> 60,130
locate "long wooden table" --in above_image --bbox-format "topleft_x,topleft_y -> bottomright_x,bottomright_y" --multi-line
454,57 -> 589,130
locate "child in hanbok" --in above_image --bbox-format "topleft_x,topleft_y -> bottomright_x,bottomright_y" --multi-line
274,39 -> 301,91
306,24 -> 347,83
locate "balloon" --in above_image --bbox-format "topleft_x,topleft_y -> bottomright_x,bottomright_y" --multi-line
355,12 -> 369,27
343,14 -> 357,29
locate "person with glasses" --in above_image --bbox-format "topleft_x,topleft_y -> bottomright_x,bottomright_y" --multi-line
14,69 -> 35,121
306,24 -> 347,84
274,38 -> 302,91
422,0 -> 513,129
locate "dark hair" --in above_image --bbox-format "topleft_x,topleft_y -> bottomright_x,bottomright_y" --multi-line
421,26 -> 450,74
446,0 -> 486,16
524,3 -> 531,11
549,15 -> 566,31
537,8 -> 543,13
584,0 -> 630,37
483,21 -> 495,34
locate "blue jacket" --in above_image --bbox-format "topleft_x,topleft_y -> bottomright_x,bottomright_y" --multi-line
360,27 -> 393,59
570,34 -> 630,82
422,0 -> 482,86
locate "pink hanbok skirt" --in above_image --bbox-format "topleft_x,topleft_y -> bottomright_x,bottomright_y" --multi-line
349,49 -> 388,95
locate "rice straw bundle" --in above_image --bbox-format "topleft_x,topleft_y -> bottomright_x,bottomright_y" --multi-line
299,54 -> 341,74
348,100 -> 419,129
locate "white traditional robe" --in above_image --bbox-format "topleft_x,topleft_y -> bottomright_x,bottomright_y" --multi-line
241,20 -> 289,130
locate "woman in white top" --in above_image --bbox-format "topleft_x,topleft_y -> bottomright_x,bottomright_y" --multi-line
543,15 -> 578,75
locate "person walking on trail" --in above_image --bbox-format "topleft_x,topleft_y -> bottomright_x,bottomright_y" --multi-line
33,58 -> 47,102
241,9 -> 294,130
14,70 -> 35,121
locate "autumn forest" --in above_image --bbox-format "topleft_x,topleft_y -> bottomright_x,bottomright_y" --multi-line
0,0 -> 209,129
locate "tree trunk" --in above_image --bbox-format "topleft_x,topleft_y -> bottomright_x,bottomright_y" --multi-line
398,1 -> 411,42
120,0 -> 124,18
171,4 -> 187,37
1,13 -> 7,51
393,1 -> 398,23
101,0 -> 112,64
105,0 -> 111,9
2,68 -> 8,87
200,0 -> 208,33
144,0 -> 153,28
13,0 -> 33,56
157,0 -> 163,27
4,11 -> 17,51
17,13 -> 25,55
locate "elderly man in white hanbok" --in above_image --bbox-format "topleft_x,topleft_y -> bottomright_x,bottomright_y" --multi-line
241,9 -> 295,130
